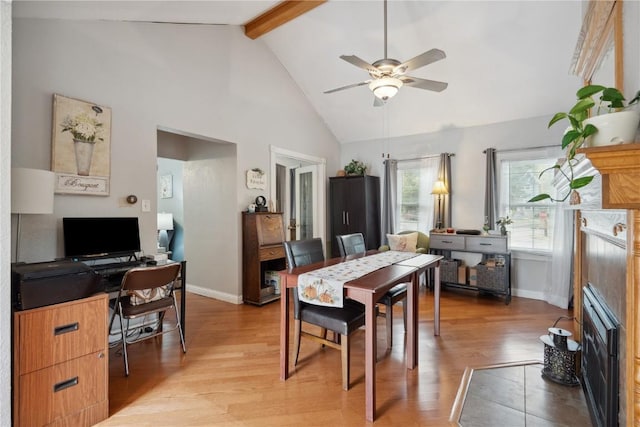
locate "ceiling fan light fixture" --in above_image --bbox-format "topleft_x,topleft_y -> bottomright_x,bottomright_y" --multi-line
369,77 -> 403,100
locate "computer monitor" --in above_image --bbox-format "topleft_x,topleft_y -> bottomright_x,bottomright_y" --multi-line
63,217 -> 141,260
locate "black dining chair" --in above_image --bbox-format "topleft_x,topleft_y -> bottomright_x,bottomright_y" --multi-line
284,238 -> 365,391
336,232 -> 408,349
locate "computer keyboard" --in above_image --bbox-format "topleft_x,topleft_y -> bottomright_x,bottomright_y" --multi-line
92,260 -> 142,274
92,260 -> 144,292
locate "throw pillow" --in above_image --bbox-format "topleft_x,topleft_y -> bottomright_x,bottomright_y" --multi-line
128,285 -> 170,306
387,232 -> 418,252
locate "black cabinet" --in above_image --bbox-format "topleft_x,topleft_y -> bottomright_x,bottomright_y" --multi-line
329,175 -> 380,256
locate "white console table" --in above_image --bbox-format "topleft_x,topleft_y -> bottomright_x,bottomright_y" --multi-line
429,232 -> 511,304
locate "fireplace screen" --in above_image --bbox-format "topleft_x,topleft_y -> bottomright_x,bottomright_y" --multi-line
582,284 -> 620,427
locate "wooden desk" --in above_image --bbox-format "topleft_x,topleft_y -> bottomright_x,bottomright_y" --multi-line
279,252 -> 442,421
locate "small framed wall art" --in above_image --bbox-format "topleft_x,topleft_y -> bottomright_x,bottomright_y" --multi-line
160,174 -> 173,199
246,168 -> 266,190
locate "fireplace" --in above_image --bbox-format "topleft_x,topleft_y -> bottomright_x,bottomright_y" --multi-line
582,284 -> 620,427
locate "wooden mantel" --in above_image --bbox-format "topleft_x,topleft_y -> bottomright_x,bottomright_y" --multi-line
578,142 -> 640,426
579,143 -> 640,209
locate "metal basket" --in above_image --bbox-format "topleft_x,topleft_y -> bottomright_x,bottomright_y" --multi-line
441,259 -> 459,283
476,263 -> 507,291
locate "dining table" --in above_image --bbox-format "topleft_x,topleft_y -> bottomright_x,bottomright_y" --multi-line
279,250 -> 443,421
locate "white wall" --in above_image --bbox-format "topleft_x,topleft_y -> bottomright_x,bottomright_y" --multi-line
340,114 -> 569,299
183,144 -> 239,302
625,1 -> 640,96
11,19 -> 340,297
0,3 -> 12,425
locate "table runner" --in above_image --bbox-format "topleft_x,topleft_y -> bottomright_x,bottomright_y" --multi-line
298,251 -> 418,307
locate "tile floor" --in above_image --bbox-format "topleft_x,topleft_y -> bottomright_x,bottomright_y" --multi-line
454,362 -> 592,426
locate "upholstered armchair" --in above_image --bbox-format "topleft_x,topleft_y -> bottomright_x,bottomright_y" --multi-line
379,230 -> 430,254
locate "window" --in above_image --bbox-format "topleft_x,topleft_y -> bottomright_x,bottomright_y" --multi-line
395,157 -> 439,232
497,148 -> 563,252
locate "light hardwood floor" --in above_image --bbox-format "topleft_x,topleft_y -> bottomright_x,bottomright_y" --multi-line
98,286 -> 573,426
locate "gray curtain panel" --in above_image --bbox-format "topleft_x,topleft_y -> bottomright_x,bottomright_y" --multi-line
484,148 -> 498,229
434,153 -> 452,229
381,158 -> 397,244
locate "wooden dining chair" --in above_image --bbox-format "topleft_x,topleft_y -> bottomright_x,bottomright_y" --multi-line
336,232 -> 408,349
109,263 -> 186,376
284,238 -> 365,391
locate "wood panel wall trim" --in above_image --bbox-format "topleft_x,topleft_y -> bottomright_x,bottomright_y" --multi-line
579,143 -> 640,209
577,144 -> 640,425
244,0 -> 326,39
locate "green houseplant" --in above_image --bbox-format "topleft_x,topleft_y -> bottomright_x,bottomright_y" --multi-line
529,84 -> 640,203
344,159 -> 367,175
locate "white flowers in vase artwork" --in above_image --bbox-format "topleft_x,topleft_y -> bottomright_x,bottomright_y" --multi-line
60,106 -> 105,143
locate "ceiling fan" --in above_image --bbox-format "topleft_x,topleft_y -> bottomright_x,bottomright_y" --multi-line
324,0 -> 448,106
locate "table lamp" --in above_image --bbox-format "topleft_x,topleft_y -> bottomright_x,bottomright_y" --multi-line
11,168 -> 55,262
157,212 -> 174,252
431,180 -> 448,229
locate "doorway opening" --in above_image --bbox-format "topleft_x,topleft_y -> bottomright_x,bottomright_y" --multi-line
157,127 -> 239,303
269,146 -> 326,244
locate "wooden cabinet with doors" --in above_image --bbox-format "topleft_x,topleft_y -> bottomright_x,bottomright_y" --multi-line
329,175 -> 380,256
13,293 -> 109,427
242,212 -> 286,305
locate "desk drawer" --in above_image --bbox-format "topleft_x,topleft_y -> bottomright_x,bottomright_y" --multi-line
430,234 -> 465,250
16,295 -> 107,374
17,351 -> 107,427
259,245 -> 285,261
465,236 -> 508,253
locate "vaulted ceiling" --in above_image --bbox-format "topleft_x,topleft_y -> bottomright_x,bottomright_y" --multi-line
14,1 -> 584,144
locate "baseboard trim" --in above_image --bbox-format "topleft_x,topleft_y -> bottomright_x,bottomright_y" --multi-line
511,288 -> 544,300
185,284 -> 243,304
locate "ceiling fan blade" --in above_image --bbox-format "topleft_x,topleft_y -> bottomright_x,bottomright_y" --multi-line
340,55 -> 381,76
393,48 -> 446,75
400,76 -> 448,92
324,80 -> 371,94
373,97 -> 385,107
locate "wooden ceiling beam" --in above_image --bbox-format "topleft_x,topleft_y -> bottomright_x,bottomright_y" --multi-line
244,0 -> 326,40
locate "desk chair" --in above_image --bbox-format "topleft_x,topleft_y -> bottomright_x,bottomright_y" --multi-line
336,233 -> 407,349
284,238 -> 365,391
109,263 -> 186,376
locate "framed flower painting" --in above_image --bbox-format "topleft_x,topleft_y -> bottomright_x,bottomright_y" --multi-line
51,94 -> 112,195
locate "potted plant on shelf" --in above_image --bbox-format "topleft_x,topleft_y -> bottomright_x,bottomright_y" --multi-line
496,216 -> 513,236
344,159 -> 367,176
529,84 -> 640,203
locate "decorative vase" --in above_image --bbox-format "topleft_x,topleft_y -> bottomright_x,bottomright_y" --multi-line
583,110 -> 640,147
500,225 -> 507,236
73,139 -> 94,176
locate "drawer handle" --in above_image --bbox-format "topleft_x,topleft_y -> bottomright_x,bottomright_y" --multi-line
479,243 -> 492,246
54,322 -> 79,336
442,240 -> 453,244
54,376 -> 78,393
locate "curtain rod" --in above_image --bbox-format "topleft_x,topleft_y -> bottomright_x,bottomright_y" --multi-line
381,153 -> 455,162
482,144 -> 557,154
